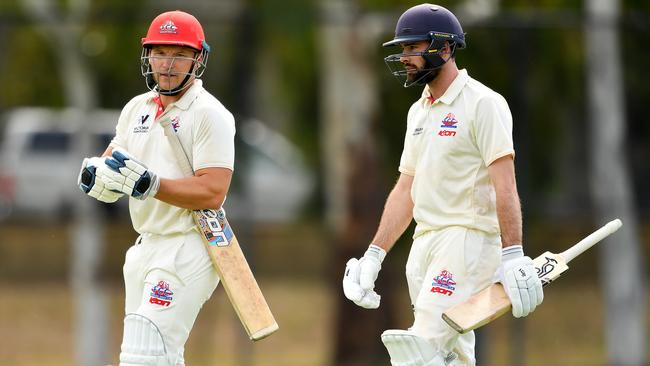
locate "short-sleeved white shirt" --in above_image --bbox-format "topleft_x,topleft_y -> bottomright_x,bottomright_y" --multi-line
399,69 -> 514,238
110,80 -> 235,235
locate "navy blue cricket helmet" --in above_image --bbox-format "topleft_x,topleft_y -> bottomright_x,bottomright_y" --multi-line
383,4 -> 466,87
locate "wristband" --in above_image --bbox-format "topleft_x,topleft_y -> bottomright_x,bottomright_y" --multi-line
501,244 -> 524,262
366,244 -> 387,263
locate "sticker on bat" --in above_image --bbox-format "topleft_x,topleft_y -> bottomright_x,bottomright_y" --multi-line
209,232 -> 230,247
201,209 -> 218,219
536,257 -> 557,276
197,208 -> 233,246
207,218 -> 222,232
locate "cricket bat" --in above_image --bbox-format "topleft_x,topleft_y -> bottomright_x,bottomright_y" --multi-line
442,219 -> 622,334
159,118 -> 278,341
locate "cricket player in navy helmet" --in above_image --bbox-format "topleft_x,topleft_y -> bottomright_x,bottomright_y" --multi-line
343,4 -> 543,365
77,10 -> 235,365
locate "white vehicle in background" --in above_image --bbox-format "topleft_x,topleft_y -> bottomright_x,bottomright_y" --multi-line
229,118 -> 315,223
0,108 -> 314,222
0,108 -> 121,220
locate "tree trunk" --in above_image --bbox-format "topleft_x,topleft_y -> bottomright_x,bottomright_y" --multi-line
20,1 -> 107,365
585,0 -> 647,365
319,1 -> 395,364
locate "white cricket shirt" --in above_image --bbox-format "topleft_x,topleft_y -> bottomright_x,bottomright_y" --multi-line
399,69 -> 514,238
110,80 -> 235,235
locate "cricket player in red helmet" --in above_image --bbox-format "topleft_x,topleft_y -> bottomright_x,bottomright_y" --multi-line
140,10 -> 210,96
343,4 -> 543,365
77,10 -> 235,365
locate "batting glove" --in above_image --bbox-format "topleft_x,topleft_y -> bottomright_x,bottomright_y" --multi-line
494,245 -> 544,318
98,148 -> 160,200
343,245 -> 386,309
77,157 -> 125,203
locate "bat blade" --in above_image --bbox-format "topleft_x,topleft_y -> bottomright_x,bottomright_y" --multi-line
158,117 -> 278,340
442,219 -> 621,334
193,208 -> 279,341
441,252 -> 569,334
441,283 -> 511,334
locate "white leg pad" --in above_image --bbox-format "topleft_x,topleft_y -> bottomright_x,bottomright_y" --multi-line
381,330 -> 453,366
120,313 -> 170,366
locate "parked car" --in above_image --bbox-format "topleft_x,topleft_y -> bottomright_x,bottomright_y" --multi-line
0,108 -> 122,220
0,108 -> 314,222
229,118 -> 315,222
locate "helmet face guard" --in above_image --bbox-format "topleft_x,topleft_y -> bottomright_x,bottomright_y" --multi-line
140,11 -> 210,96
382,4 -> 466,88
140,44 -> 209,96
384,32 -> 461,88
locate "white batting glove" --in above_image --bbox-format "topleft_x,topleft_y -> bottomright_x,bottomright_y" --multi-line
98,148 -> 160,200
77,157 -> 125,203
494,245 -> 544,318
343,245 -> 386,309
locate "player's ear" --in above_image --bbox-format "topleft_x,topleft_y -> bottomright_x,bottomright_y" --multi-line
193,56 -> 202,73
442,42 -> 452,55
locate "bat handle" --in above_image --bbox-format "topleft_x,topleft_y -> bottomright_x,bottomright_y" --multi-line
160,117 -> 195,177
561,219 -> 622,263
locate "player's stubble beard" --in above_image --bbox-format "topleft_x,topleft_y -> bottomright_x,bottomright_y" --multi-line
154,73 -> 178,91
405,63 -> 441,86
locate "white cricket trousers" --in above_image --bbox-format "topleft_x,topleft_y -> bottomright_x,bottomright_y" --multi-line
122,230 -> 220,363
405,226 -> 501,365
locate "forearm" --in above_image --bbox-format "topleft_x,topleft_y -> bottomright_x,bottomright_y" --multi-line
371,174 -> 414,252
493,181 -> 542,319
101,146 -> 231,210
495,184 -> 522,247
488,156 -> 523,248
156,175 -> 229,210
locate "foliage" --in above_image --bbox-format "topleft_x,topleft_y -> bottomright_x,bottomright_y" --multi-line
0,0 -> 648,216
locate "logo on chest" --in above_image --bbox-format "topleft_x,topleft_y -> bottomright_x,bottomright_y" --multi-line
438,113 -> 459,137
133,114 -> 150,134
171,116 -> 181,132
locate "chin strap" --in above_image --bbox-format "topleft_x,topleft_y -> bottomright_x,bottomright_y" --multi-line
156,72 -> 194,96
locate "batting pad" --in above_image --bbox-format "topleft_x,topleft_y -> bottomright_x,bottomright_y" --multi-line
120,313 -> 170,366
382,329 -> 451,366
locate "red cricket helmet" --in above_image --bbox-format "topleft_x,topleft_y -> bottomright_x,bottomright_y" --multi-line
140,10 -> 210,95
141,10 -> 208,52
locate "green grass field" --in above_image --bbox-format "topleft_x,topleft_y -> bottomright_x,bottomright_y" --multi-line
1,219 -> 648,365
1,279 -> 648,365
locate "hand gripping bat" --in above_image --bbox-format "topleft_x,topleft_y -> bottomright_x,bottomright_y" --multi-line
442,219 -> 622,334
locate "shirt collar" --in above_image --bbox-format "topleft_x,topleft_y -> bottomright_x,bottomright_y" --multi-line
421,69 -> 469,105
151,79 -> 203,111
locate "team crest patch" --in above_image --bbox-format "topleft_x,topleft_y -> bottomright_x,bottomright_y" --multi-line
149,280 -> 174,307
171,116 -> 181,132
440,113 -> 458,128
430,270 -> 456,296
159,20 -> 178,34
438,113 -> 459,137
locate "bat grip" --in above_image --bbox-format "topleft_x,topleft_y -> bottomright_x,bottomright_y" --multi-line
561,219 -> 622,263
